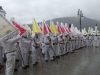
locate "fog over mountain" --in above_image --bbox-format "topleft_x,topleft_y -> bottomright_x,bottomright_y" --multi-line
28,16 -> 100,31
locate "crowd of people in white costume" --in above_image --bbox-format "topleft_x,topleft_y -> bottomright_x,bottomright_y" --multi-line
0,25 -> 100,75
0,6 -> 100,75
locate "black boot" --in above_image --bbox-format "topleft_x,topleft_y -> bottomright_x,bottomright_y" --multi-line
16,59 -> 19,62
14,68 -> 18,72
65,53 -> 68,55
35,62 -> 39,64
26,65 -> 29,68
45,60 -> 48,62
53,56 -> 55,59
33,64 -> 36,66
56,56 -> 60,58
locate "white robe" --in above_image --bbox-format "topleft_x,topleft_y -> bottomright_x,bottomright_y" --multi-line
58,36 -> 65,55
44,37 -> 54,60
20,37 -> 30,67
88,36 -> 92,46
31,36 -> 41,64
40,36 -> 45,54
51,36 -> 59,56
83,36 -> 87,47
63,36 -> 69,53
13,43 -> 20,60
94,36 -> 99,46
2,35 -> 21,75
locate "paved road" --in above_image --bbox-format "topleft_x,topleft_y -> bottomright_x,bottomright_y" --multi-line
1,43 -> 100,75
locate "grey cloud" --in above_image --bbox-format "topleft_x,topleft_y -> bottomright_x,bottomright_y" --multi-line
0,0 -> 100,24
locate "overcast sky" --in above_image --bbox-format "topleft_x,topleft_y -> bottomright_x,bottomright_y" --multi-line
0,0 -> 100,24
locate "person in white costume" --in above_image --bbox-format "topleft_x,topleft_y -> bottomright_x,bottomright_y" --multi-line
2,34 -> 21,75
44,34 -> 54,62
51,34 -> 60,58
19,35 -> 30,69
86,35 -> 89,47
69,34 -> 73,53
75,35 -> 79,49
58,34 -> 65,55
74,35 -> 77,50
64,34 -> 69,54
31,33 -> 41,66
71,35 -> 75,51
41,42 -> 45,55
83,35 -> 87,47
82,35 -> 87,48
88,35 -> 92,47
85,35 -> 89,47
94,34 -> 99,48
80,35 -> 84,48
91,35 -> 94,46
40,35 -> 45,55
75,35 -> 78,49
78,35 -> 82,48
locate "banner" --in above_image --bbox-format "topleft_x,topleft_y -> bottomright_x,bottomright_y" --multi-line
0,14 -> 18,40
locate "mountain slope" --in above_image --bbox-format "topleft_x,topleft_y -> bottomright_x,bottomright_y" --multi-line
28,16 -> 100,31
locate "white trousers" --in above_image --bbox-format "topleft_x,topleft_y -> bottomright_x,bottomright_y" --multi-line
78,41 -> 80,49
64,43 -> 68,53
52,44 -> 59,56
21,48 -> 29,67
86,40 -> 88,46
94,40 -> 99,46
88,40 -> 92,46
72,41 -> 75,50
76,41 -> 79,49
69,41 -> 73,52
59,44 -> 65,55
31,47 -> 39,64
41,43 -> 45,54
5,52 -> 16,75
83,41 -> 86,47
16,50 -> 20,60
44,46 -> 53,60
79,41 -> 82,48
22,52 -> 28,67
67,42 -> 70,52
63,44 -> 67,54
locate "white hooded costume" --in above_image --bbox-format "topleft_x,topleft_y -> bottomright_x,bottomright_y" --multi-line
19,36 -> 30,67
58,34 -> 65,55
51,35 -> 59,56
2,35 -> 21,75
31,34 -> 41,65
44,34 -> 54,61
68,35 -> 73,52
94,35 -> 99,47
63,34 -> 69,54
88,35 -> 92,46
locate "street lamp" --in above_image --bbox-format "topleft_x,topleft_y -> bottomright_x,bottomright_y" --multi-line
77,9 -> 84,32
